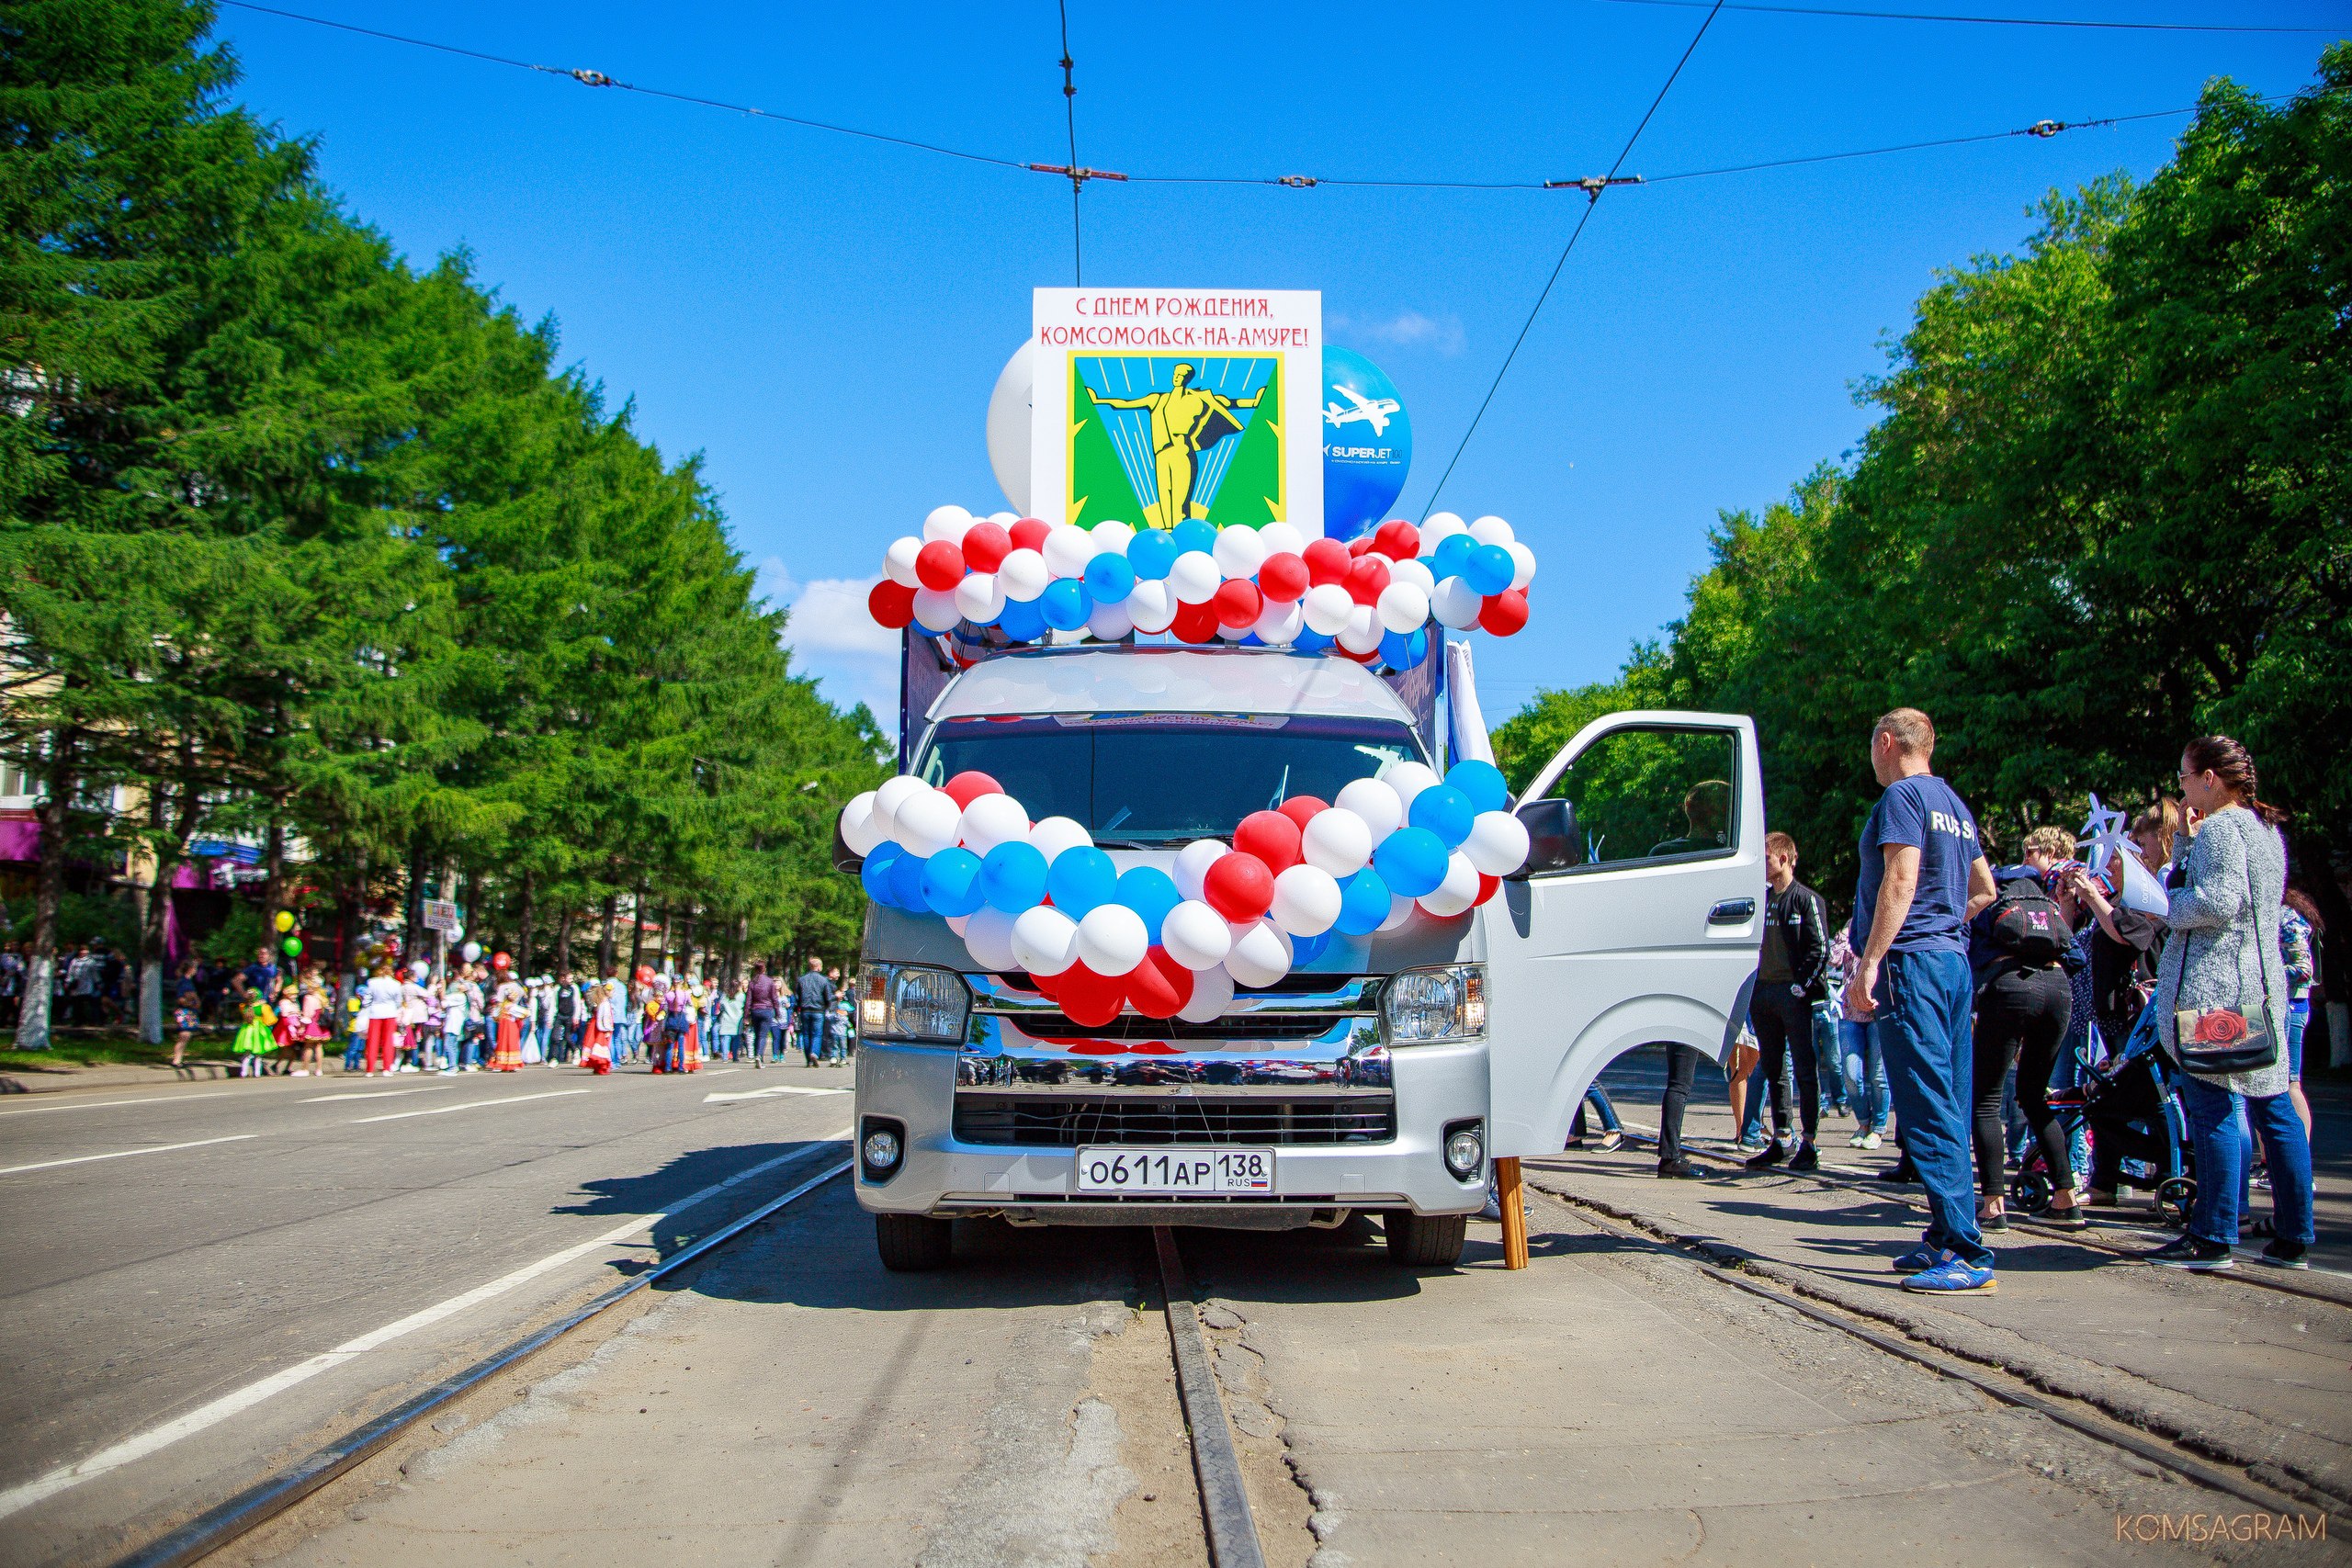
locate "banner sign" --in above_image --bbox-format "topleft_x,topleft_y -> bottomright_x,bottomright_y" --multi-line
1029,288 -> 1323,537
421,899 -> 459,936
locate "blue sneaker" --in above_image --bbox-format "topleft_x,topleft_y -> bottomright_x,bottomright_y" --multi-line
1902,1258 -> 1997,1294
1892,1245 -> 1945,1273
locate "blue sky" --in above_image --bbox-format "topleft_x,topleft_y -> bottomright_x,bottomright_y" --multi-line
209,1 -> 2340,726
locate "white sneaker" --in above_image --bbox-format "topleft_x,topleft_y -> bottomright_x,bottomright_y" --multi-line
291,1069 -> 310,1077
1858,1131 -> 1883,1150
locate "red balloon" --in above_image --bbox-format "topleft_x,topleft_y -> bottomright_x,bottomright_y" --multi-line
1125,948 -> 1193,1019
492,952 -> 511,970
1374,519 -> 1420,559
1203,852 -> 1275,923
1302,536 -> 1351,586
961,521 -> 1012,573
1476,873 -> 1500,906
1275,795 -> 1329,834
1212,578 -> 1263,629
1057,963 -> 1125,1027
1347,533 -> 1375,557
942,771 -> 1001,808
868,580 -> 916,628
1028,967 -> 1060,1000
636,964 -> 656,985
915,540 -> 965,592
1257,552 -> 1309,604
1343,555 -> 1392,607
1009,516 -> 1051,552
1338,642 -> 1380,664
1233,809 -> 1303,874
1479,588 -> 1530,637
1171,599 -> 1220,644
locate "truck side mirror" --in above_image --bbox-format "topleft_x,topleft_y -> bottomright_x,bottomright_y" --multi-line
1508,796 -> 1581,879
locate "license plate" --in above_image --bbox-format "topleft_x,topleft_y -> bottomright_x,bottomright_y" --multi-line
1074,1146 -> 1275,1195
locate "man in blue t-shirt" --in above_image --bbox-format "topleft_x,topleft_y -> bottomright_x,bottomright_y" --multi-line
1842,707 -> 1998,1294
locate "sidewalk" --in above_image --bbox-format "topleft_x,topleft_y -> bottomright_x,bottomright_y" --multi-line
1,1055 -> 248,1095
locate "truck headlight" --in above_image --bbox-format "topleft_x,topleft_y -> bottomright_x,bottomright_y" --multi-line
857,964 -> 969,1044
1382,964 -> 1486,1044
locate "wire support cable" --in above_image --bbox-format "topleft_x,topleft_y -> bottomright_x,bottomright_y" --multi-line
1589,0 -> 2343,32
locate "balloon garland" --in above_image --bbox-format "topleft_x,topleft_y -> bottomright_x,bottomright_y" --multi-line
866,506 -> 1534,672
840,762 -> 1530,1024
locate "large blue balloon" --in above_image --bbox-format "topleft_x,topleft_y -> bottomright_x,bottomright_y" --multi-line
1171,518 -> 1217,557
921,847 -> 985,918
1114,865 -> 1182,942
861,844 -> 903,907
1447,760 -> 1510,816
888,850 -> 932,911
978,841 -> 1048,912
1127,530 -> 1178,581
1374,826 -> 1449,897
1378,628 -> 1415,670
1290,929 -> 1332,966
1335,866 -> 1392,935
1039,578 -> 1093,631
1409,784 -> 1476,850
1293,626 -> 1335,654
1083,552 -> 1136,604
1464,543 -> 1516,596
1046,846 -> 1118,918
1432,531 -> 1478,580
997,597 -> 1048,643
1321,345 -> 1412,542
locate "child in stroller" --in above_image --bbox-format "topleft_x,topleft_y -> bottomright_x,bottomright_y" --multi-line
2012,1002 -> 2195,1224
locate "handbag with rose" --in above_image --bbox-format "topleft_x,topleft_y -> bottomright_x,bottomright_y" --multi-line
2171,859 -> 2280,1077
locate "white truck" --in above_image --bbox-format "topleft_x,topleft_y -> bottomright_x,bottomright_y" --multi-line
846,638 -> 1762,1269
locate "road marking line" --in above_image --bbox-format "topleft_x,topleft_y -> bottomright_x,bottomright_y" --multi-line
0,1134 -> 259,1178
0,1091 -> 240,1119
301,1087 -> 454,1103
0,1134 -> 851,1520
703,1085 -> 850,1103
350,1089 -> 590,1124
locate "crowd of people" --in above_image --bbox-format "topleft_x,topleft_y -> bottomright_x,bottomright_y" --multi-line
1648,712 -> 2322,1290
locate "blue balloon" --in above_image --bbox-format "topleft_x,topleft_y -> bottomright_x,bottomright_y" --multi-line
1322,345 -> 1412,542
1039,578 -> 1093,631
1126,529 -> 1178,581
1114,865 -> 1182,942
1294,626 -> 1335,653
1335,867 -> 1392,935
1374,826 -> 1449,897
1083,551 -> 1136,604
997,596 -> 1047,643
888,850 -> 932,911
1409,784 -> 1476,850
1290,929 -> 1332,966
1432,532 -> 1478,580
1047,846 -> 1118,918
1171,518 -> 1216,556
861,843 -> 903,907
1446,760 -> 1510,816
921,847 -> 985,918
1464,543 -> 1516,596
1402,626 -> 1429,669
978,841 -> 1048,912
1378,628 -> 1415,670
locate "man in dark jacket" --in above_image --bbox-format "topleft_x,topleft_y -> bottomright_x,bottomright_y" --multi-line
1746,831 -> 1834,1171
795,956 -> 834,1068
746,961 -> 781,1068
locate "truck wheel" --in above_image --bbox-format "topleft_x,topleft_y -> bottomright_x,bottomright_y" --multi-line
1381,1211 -> 1467,1268
875,1213 -> 955,1272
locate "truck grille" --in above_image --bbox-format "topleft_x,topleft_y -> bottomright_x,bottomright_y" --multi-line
952,1093 -> 1396,1148
1012,1013 -> 1337,1042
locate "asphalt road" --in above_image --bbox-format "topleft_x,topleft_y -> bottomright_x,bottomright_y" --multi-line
0,1060 -> 856,1568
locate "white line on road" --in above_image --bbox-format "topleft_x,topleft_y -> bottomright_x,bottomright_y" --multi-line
301,1086 -> 454,1103
350,1089 -> 590,1124
0,1091 -> 240,1119
0,1134 -> 259,1178
703,1085 -> 850,1103
0,1133 -> 851,1520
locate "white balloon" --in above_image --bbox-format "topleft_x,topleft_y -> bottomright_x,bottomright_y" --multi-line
1379,893 -> 1415,931
957,791 -> 1030,854
963,904 -> 1020,972
1251,597 -> 1304,646
1215,621 -> 1251,643
1388,556 -> 1436,594
1419,851 -> 1484,917
1042,525 -> 1095,579
1381,760 -> 1441,813
1010,906 -> 1079,976
1419,513 -> 1466,555
839,790 -> 883,855
461,941 -> 481,963
911,586 -> 961,633
1336,603 -> 1383,655
1086,598 -> 1135,641
1301,807 -> 1373,875
1168,550 -> 1220,605
1464,808 -> 1532,876
1160,899 -> 1235,970
894,788 -> 963,858
871,775 -> 929,842
1171,839 -> 1228,902
924,504 -> 973,544
1301,582 -> 1354,637
955,572 -> 1006,625
944,914 -> 970,937
1375,581 -> 1430,635
1468,513 -> 1515,547
1270,863 -> 1341,938
1211,525 -> 1267,581
999,547 -> 1050,603
986,342 -> 1034,514
1075,904 -> 1148,976
1334,777 -> 1405,844
1506,540 -> 1538,592
884,536 -> 925,589
1091,521 -> 1135,555
1258,522 -> 1306,558
1224,919 -> 1294,988
1431,576 -> 1485,629
1177,964 -> 1235,1022
1026,815 -> 1094,863
1125,579 -> 1178,634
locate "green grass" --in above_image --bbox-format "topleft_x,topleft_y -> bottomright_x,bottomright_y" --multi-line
0,1035 -> 232,1071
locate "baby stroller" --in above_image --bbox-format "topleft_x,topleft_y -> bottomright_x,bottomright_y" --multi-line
2010,1004 -> 2194,1224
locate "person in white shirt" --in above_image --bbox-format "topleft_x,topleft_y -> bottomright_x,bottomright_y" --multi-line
362,963 -> 403,1076
439,974 -> 471,1074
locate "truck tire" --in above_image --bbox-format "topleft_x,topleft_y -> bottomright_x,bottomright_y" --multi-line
875,1213 -> 955,1272
1381,1210 -> 1467,1267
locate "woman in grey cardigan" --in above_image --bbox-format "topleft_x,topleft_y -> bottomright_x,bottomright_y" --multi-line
2144,735 -> 2312,1271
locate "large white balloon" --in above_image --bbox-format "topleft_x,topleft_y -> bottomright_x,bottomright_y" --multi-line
1027,816 -> 1094,863
955,572 -> 1006,625
1463,809 -> 1532,876
1380,760 -> 1440,813
461,941 -> 481,963
1431,576 -> 1484,629
1125,579 -> 1178,634
1300,806 -> 1373,875
1010,906 -> 1080,976
999,547 -> 1050,603
1258,522 -> 1306,558
884,536 -> 924,589
1224,919 -> 1295,988
1375,581 -> 1430,635
1075,905 -> 1148,976
911,587 -> 961,634
957,791 -> 1030,854
1091,521 -> 1135,556
1043,525 -> 1095,579
1251,597 -> 1304,646
924,504 -> 974,544
1161,899 -> 1234,970
1419,513 -> 1467,554
871,775 -> 930,842
1468,514 -> 1515,547
1388,556 -> 1436,594
839,790 -> 884,855
1211,525 -> 1267,581
964,904 -> 1020,972
985,340 -> 1035,514
1419,851 -> 1484,917
1086,598 -> 1135,642
1334,777 -> 1404,844
1270,863 -> 1342,938
894,789 -> 963,858
1171,839 -> 1228,902
1336,603 -> 1384,655
1177,964 -> 1235,1022
1168,550 -> 1220,605
1506,540 -> 1538,592
1301,583 -> 1354,637
1379,894 -> 1415,931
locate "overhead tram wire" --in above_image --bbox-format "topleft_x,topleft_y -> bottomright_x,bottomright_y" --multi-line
1417,0 -> 1730,521
1589,0 -> 2342,32
1057,3 -> 1083,284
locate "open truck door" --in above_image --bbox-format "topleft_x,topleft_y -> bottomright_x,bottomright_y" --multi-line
1483,711 -> 1766,1159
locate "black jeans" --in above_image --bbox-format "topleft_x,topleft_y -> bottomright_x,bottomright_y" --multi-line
1656,1043 -> 1703,1165
1747,985 -> 1821,1145
1971,964 -> 2074,1196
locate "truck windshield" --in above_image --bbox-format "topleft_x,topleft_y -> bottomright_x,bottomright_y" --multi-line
915,715 -> 1425,844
